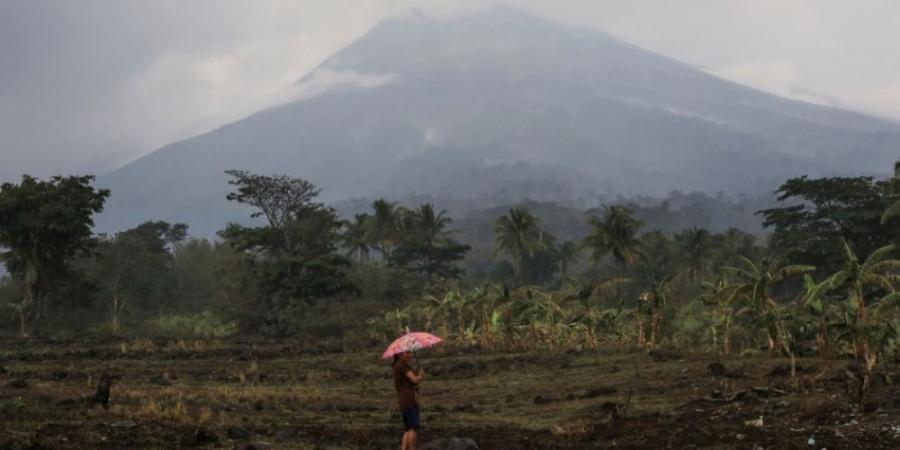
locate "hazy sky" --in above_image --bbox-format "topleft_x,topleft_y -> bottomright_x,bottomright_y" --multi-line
2,0 -> 900,182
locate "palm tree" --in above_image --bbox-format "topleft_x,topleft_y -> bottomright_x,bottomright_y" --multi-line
676,226 -> 712,284
342,213 -> 372,263
493,208 -> 545,285
555,240 -> 580,284
371,199 -> 400,259
582,205 -> 644,275
413,204 -> 453,245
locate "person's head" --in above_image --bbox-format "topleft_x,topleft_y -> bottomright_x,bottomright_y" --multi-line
393,350 -> 412,365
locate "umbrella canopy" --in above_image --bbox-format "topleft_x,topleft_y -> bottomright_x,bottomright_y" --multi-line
382,331 -> 443,359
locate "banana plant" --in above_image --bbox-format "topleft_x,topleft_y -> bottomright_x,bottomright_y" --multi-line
640,270 -> 680,351
695,278 -> 744,355
720,257 -> 815,357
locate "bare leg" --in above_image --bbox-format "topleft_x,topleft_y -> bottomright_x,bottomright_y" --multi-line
401,431 -> 409,450
409,429 -> 417,450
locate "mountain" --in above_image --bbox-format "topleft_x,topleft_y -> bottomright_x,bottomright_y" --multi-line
96,8 -> 900,235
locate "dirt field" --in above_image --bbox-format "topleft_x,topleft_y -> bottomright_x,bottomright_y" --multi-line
1,338 -> 899,449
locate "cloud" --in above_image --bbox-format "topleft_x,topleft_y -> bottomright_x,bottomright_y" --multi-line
3,0 -> 900,181
292,68 -> 397,101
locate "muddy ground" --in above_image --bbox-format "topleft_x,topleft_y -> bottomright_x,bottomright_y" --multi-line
1,338 -> 899,449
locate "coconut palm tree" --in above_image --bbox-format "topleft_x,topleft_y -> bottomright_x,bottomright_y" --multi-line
412,204 -> 454,244
555,240 -> 580,284
676,226 -> 712,284
581,205 -> 644,275
493,208 -> 545,285
371,198 -> 400,259
342,213 -> 372,263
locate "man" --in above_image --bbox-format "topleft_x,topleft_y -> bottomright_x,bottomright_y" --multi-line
393,350 -> 425,450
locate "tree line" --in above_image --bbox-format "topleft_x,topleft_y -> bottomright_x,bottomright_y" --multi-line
2,163 -> 898,395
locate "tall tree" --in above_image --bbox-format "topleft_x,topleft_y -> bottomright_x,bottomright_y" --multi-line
371,198 -> 400,259
676,226 -> 712,283
555,240 -> 580,284
220,171 -> 354,335
94,221 -> 182,334
759,175 -> 898,273
581,205 -> 645,276
390,204 -> 470,279
0,175 -> 109,337
342,213 -> 373,264
493,208 -> 546,285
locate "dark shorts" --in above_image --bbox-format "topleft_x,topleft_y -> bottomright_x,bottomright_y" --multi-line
400,405 -> 420,431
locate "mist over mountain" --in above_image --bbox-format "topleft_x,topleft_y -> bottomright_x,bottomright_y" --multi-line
96,8 -> 900,235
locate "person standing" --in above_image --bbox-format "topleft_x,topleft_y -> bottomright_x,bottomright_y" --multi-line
393,350 -> 425,450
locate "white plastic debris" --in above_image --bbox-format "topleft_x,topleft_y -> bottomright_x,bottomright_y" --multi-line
744,416 -> 764,428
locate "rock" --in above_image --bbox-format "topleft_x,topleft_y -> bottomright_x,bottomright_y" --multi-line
707,362 -> 726,377
420,437 -> 480,450
6,379 -> 28,389
227,426 -> 251,440
109,420 -> 137,429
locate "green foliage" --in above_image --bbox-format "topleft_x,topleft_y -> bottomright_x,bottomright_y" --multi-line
92,221 -> 184,333
145,311 -> 238,338
582,205 -> 644,274
0,175 -> 109,336
220,171 -> 355,336
0,396 -> 26,414
759,175 -> 899,273
388,204 -> 471,279
493,208 -> 551,284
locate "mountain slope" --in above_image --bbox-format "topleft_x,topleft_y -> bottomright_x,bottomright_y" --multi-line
96,8 -> 900,235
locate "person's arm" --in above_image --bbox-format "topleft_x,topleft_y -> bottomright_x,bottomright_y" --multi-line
405,368 -> 425,385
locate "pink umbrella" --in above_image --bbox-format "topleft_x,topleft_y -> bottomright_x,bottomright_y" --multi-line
382,331 -> 443,359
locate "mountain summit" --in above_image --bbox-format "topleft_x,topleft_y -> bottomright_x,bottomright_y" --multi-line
97,8 -> 900,234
